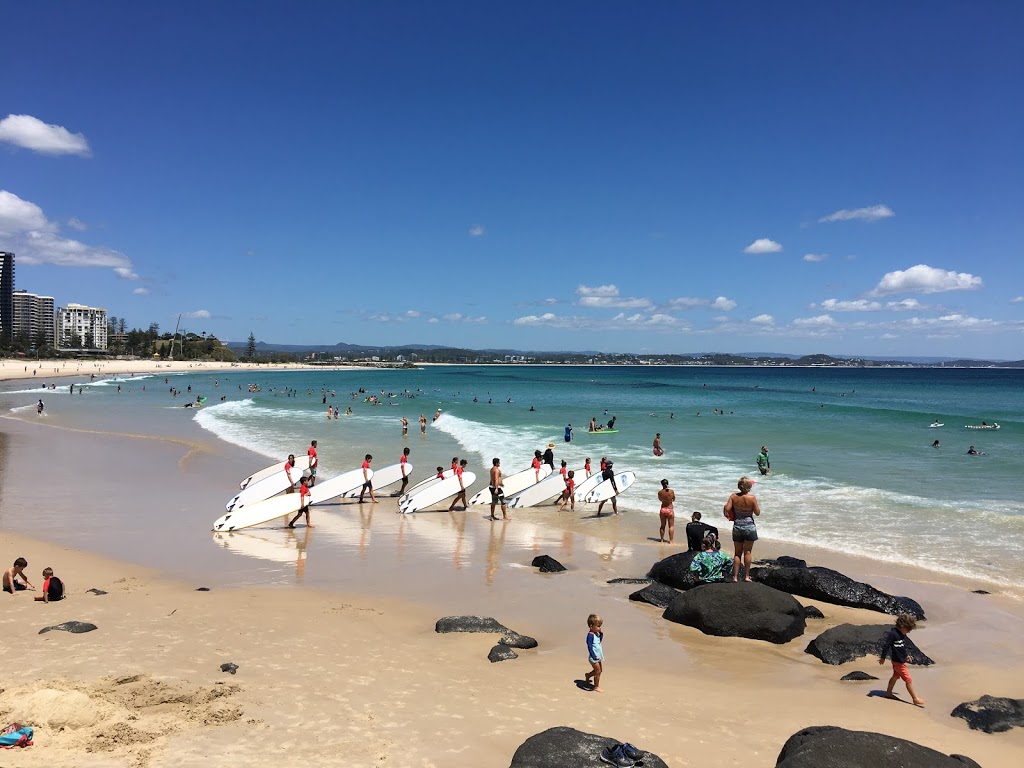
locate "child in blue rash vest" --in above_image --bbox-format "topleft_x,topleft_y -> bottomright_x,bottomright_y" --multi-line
879,613 -> 926,707
584,614 -> 605,692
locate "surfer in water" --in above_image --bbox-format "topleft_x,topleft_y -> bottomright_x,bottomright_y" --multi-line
564,423 -> 573,443
757,446 -> 770,476
653,433 -> 664,457
488,458 -> 510,521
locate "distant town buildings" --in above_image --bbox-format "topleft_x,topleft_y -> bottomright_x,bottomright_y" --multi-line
57,303 -> 108,350
12,290 -> 56,347
0,251 -> 13,341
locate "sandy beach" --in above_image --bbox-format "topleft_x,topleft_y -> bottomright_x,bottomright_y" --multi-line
1,395 -> 1023,766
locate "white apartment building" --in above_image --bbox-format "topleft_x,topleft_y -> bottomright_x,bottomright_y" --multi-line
57,303 -> 108,349
11,290 -> 56,347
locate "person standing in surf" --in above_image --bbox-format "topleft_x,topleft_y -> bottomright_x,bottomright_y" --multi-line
724,477 -> 760,582
358,454 -> 378,503
448,459 -> 469,511
307,440 -> 319,487
489,457 -> 510,521
653,433 -> 664,457
401,416 -> 409,437
564,423 -> 573,443
419,413 -> 427,434
756,446 -> 770,476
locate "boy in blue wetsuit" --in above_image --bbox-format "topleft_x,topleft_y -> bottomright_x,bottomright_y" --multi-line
584,614 -> 604,692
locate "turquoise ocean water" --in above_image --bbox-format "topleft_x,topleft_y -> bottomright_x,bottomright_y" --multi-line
4,365 -> 1023,587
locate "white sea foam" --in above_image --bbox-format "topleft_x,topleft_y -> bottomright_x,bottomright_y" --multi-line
193,399 -> 316,461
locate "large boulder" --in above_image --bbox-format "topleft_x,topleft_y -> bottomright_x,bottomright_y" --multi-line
488,645 -> 518,663
662,582 -> 805,644
435,616 -> 509,634
751,561 -> 925,620
499,631 -> 538,649
38,621 -> 97,635
775,726 -> 981,768
805,624 -> 934,666
509,726 -> 670,768
532,555 -> 566,573
648,550 -> 699,590
629,582 -> 680,609
951,695 -> 1024,733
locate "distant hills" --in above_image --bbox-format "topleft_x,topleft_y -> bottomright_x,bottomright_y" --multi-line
224,341 -> 1022,368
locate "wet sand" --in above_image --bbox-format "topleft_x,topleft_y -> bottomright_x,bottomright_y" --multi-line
0,411 -> 1022,766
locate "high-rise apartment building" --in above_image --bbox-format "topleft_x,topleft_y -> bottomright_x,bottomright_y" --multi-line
57,303 -> 108,350
0,251 -> 13,341
12,290 -> 56,347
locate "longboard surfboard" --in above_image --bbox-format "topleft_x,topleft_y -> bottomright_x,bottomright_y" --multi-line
572,470 -> 604,503
308,468 -> 372,505
398,469 -> 455,504
507,470 -> 580,509
239,455 -> 312,490
342,463 -> 413,497
583,471 -> 637,504
213,492 -> 305,532
467,465 -> 552,505
400,472 -> 477,514
226,466 -> 307,511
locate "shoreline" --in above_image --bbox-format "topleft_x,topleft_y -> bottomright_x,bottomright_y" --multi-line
2,384 -> 1022,765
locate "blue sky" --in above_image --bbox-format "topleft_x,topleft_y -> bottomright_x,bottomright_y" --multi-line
2,1 -> 1022,358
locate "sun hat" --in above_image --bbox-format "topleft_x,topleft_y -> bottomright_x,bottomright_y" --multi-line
547,442 -> 555,448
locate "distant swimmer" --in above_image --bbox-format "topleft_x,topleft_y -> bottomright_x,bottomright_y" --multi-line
529,405 -> 535,412
967,446 -> 985,455
756,446 -> 770,476
433,409 -> 442,422
589,417 -> 597,432
653,433 -> 664,457
419,413 -> 427,433
931,440 -> 941,448
564,423 -> 574,443
607,416 -> 617,430
401,416 -> 409,436
489,458 -> 510,521
36,399 -> 44,415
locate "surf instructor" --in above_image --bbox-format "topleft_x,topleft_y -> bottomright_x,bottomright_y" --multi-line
307,440 -> 318,486
284,454 -> 298,492
489,458 -> 510,521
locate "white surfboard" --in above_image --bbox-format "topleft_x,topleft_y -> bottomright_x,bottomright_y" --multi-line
399,469 -> 454,504
468,465 -> 552,505
239,455 -> 312,490
226,465 -> 307,511
572,470 -> 604,503
584,471 -> 637,504
309,467 -> 372,505
213,492 -> 305,532
507,471 -> 579,509
341,463 -> 413,497
400,472 -> 476,514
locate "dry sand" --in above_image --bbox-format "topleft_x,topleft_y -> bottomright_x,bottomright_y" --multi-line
1,403 -> 1023,766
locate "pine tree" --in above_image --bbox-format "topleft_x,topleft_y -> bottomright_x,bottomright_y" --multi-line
246,332 -> 257,360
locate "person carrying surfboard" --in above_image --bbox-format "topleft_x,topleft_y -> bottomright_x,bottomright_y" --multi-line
448,459 -> 469,511
488,458 -> 510,521
358,454 -> 378,503
287,476 -> 313,529
596,461 -> 618,516
307,440 -> 319,487
283,455 -> 298,493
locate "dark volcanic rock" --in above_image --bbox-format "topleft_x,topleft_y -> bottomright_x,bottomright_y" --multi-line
86,588 -> 108,595
662,582 -> 805,644
648,550 -> 699,590
499,631 -> 538,650
972,590 -> 991,595
629,582 -> 680,609
750,563 -> 925,619
840,671 -> 878,681
802,605 -> 825,619
435,616 -> 510,634
39,621 -> 98,635
195,587 -> 211,592
220,662 -> 239,674
509,726 -> 670,768
531,555 -> 566,573
805,624 -> 934,666
488,644 -> 518,663
951,694 -> 1024,733
775,725 -> 982,768
607,577 -> 653,585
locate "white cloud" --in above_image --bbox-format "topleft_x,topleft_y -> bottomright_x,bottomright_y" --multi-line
0,114 -> 91,157
1011,296 -> 1023,304
133,287 -> 150,296
871,264 -> 982,295
744,238 -> 783,254
66,216 -> 88,231
886,298 -> 925,311
880,333 -> 899,340
441,313 -> 486,324
750,314 -> 775,325
427,317 -> 439,324
576,284 -> 620,297
184,309 -> 211,319
710,296 -> 736,311
513,311 -> 684,332
818,204 -> 894,223
404,310 -> 421,318
543,297 -> 558,304
816,298 -> 882,312
793,314 -> 837,327
0,189 -> 139,282
579,295 -> 652,309
468,225 -> 486,237
367,313 -> 391,322
666,297 -> 706,309
803,253 -> 827,262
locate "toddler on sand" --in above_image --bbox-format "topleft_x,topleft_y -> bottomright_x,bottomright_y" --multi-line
584,614 -> 605,693
879,613 -> 926,707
